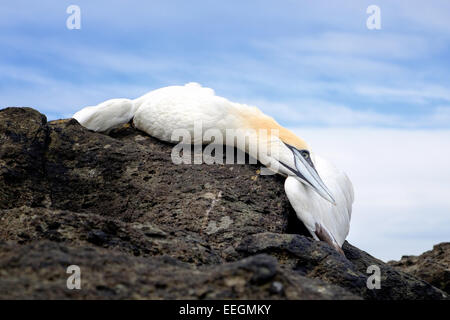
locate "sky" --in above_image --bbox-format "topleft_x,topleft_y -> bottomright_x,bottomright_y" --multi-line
1,1 -> 449,261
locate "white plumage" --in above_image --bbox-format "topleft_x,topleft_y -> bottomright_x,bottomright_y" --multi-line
73,98 -> 137,133
73,82 -> 354,254
285,153 -> 354,253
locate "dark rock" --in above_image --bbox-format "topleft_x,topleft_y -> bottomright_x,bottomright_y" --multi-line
388,243 -> 450,294
0,241 -> 358,299
87,229 -> 109,246
0,107 -> 447,300
236,232 -> 448,299
0,107 -> 49,209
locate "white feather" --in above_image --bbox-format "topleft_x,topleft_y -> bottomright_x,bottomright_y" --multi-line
132,83 -> 239,143
73,98 -> 136,133
284,153 -> 354,247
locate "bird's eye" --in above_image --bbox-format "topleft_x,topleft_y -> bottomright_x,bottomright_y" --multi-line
302,151 -> 309,159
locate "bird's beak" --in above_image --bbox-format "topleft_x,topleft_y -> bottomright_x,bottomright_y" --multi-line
285,146 -> 336,205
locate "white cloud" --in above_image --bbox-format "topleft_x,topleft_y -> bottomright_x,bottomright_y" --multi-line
246,98 -> 450,128
355,85 -> 450,104
252,99 -> 399,126
1,2 -> 449,124
290,127 -> 450,261
254,32 -> 436,60
391,0 -> 450,34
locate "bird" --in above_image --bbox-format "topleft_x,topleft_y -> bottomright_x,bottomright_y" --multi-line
73,82 -> 354,255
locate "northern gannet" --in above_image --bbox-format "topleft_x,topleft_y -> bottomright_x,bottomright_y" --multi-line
73,83 -> 354,255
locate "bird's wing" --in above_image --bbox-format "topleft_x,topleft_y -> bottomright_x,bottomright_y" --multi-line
73,98 -> 136,133
284,153 -> 354,250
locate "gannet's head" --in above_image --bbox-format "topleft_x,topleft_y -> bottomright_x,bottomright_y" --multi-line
237,106 -> 336,204
260,127 -> 336,205
282,141 -> 335,205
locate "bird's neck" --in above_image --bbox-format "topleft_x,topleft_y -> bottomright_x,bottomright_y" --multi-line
232,104 -> 309,151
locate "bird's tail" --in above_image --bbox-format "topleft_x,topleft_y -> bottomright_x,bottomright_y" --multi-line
73,98 -> 137,133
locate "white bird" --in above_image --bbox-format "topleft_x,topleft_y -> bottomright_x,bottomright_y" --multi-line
73,82 -> 354,255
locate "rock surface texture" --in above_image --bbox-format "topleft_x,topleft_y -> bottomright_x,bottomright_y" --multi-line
0,107 -> 448,300
389,243 -> 450,295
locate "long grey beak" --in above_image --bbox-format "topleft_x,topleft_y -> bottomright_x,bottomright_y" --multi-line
284,146 -> 336,205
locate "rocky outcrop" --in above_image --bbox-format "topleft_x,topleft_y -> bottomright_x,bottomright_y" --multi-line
0,107 -> 448,300
388,243 -> 450,295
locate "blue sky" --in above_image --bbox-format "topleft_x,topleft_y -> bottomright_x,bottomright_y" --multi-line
2,0 -> 450,125
1,1 -> 449,260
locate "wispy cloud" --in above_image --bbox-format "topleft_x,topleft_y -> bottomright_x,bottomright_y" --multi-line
1,1 -> 450,127
354,85 -> 450,104
254,32 -> 437,60
246,98 -> 450,128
